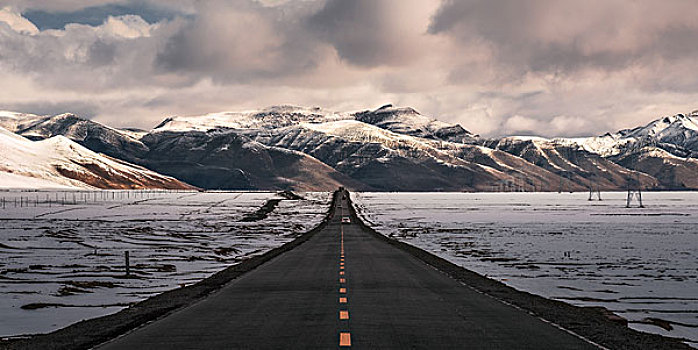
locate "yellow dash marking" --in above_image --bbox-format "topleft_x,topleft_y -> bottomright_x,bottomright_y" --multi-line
339,297 -> 347,303
340,266 -> 344,270
340,262 -> 344,266
339,271 -> 345,275
339,332 -> 351,346
339,310 -> 349,320
339,287 -> 346,293
339,278 -> 346,283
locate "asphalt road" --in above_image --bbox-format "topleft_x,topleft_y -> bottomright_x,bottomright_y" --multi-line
98,194 -> 598,349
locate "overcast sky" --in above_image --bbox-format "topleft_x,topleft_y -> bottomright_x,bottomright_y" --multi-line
0,0 -> 697,137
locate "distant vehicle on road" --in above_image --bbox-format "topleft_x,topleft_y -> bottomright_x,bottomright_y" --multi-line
341,217 -> 351,224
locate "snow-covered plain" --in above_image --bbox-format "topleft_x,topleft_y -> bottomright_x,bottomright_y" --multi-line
352,192 -> 698,346
0,190 -> 331,337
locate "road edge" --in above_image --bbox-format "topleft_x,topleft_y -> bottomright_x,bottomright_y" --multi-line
345,190 -> 691,350
1,190 -> 340,350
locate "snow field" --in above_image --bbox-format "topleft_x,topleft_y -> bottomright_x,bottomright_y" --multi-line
0,190 -> 332,337
352,191 -> 698,346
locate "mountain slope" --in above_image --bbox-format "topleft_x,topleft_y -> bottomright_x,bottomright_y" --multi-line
0,127 -> 192,189
13,113 -> 149,163
612,146 -> 698,189
140,129 -> 367,191
557,110 -> 698,189
5,106 -> 698,191
482,137 -> 658,190
572,111 -> 698,158
155,104 -> 476,143
353,104 -> 477,143
3,110 -> 367,191
153,106 -> 350,132
0,111 -> 48,133
247,120 -> 572,191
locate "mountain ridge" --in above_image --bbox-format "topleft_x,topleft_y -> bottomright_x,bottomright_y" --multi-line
3,105 -> 696,191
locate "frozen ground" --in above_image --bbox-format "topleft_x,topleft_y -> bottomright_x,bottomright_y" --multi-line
0,190 -> 331,337
352,191 -> 698,347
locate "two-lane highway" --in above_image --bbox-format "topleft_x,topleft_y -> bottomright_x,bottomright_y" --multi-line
99,193 -> 597,349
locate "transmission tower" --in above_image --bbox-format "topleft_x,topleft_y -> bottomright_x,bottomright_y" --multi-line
588,182 -> 602,201
588,159 -> 602,201
626,174 -> 644,208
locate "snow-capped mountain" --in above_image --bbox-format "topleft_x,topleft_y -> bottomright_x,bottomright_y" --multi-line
243,120 -> 497,191
4,111 -> 358,191
353,104 -> 477,143
482,136 -> 657,190
0,111 -> 47,133
8,112 -> 149,164
571,110 -> 698,158
613,146 -> 698,189
244,118 -> 635,191
154,104 -> 476,144
4,105 -> 698,191
481,110 -> 698,190
138,129 -> 365,191
0,127 -> 192,189
153,105 -> 351,132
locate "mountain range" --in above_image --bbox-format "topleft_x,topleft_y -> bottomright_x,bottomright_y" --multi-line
2,105 -> 697,191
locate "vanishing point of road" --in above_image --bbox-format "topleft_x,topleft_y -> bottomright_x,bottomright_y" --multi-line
99,193 -> 598,349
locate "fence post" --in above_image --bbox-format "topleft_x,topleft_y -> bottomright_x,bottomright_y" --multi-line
125,251 -> 130,277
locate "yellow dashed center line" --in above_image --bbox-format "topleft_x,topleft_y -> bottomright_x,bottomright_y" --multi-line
338,205 -> 351,347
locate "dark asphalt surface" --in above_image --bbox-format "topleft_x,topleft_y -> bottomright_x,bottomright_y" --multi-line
98,195 -> 598,349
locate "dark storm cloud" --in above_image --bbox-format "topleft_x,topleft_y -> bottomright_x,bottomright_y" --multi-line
429,0 -> 698,79
307,0 -> 407,66
1,0 -> 698,136
87,40 -> 117,66
155,0 -> 325,82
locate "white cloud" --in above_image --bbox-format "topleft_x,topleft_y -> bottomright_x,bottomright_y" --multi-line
0,0 -> 697,138
0,6 -> 38,34
100,15 -> 154,38
503,115 -> 540,135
